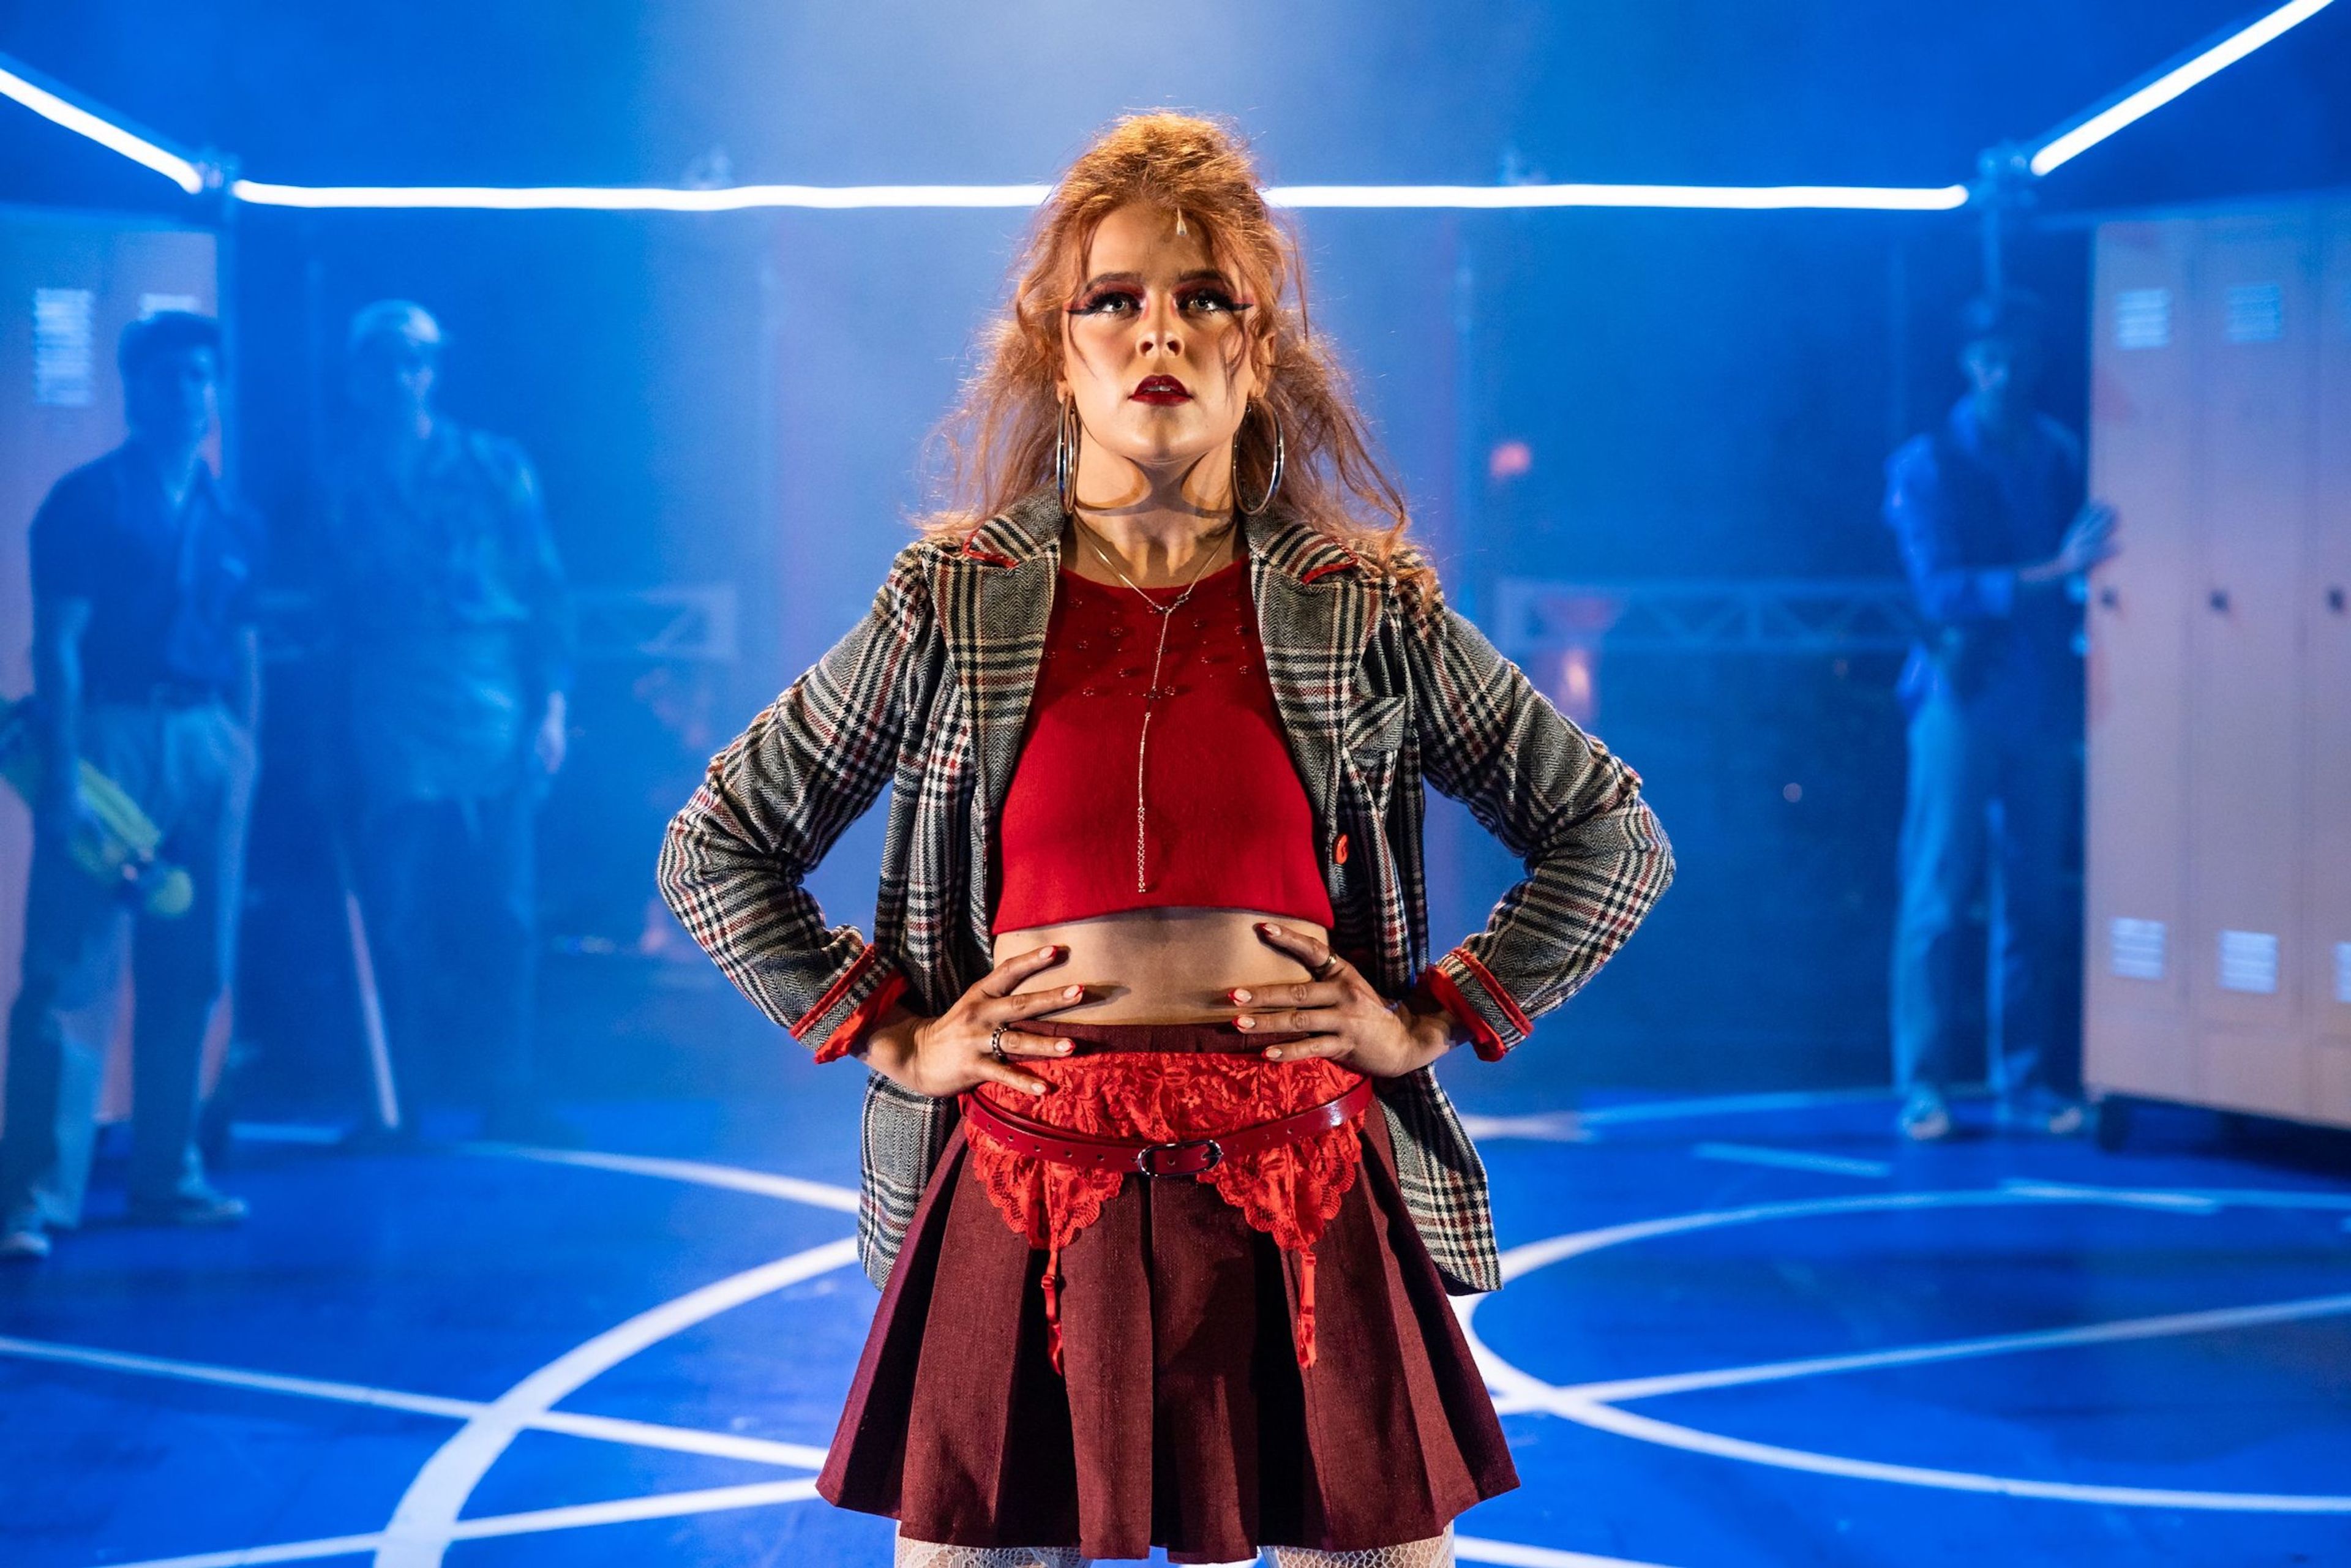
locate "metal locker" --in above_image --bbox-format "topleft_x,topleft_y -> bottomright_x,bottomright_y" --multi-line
2087,196 -> 2351,1135
2085,220 -> 2199,1104
2311,203 -> 2351,1120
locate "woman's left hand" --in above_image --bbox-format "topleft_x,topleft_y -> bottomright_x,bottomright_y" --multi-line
1231,921 -> 1458,1078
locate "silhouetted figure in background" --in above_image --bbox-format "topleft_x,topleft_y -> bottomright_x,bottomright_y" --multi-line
325,302 -> 574,1146
1884,291 -> 2117,1142
1,313 -> 263,1261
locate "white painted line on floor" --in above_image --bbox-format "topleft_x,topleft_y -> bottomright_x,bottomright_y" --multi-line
463,1142 -> 861,1213
1456,1537 -> 1678,1567
2000,1180 -> 2351,1213
1457,1112 -> 1591,1142
1464,1186 -> 2351,1512
1550,1392 -> 2351,1512
373,1236 -> 860,1568
91,1479 -> 827,1568
1998,1180 -> 2221,1214
1693,1142 -> 1891,1179
1545,1292 -> 2351,1406
0,1333 -> 832,1470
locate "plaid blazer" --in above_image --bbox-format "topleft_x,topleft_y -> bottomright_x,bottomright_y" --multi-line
659,490 -> 1673,1294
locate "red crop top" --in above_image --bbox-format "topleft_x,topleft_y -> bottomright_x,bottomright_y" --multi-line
991,556 -> 1336,934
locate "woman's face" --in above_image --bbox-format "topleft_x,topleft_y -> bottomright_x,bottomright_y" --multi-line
1058,202 -> 1261,500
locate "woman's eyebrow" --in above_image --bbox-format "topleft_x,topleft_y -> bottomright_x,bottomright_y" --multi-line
1075,271 -> 1146,292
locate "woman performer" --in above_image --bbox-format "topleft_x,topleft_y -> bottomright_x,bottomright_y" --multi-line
660,113 -> 1674,1568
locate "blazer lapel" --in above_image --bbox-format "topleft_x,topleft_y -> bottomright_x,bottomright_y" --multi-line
937,493 -> 1062,830
1244,508 -> 1380,850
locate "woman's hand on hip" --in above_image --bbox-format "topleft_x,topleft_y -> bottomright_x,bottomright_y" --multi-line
1231,922 -> 1458,1079
855,944 -> 1082,1100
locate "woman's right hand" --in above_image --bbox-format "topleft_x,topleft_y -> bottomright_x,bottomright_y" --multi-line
853,943 -> 1083,1099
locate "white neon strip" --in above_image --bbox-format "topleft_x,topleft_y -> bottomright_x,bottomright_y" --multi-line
463,1141 -> 861,1213
1692,1142 -> 1892,1179
0,62 -> 203,193
230,179 -> 1054,211
228,177 -> 1969,214
1269,183 -> 1970,211
2031,0 -> 2341,175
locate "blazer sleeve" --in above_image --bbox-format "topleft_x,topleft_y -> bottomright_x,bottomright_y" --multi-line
656,542 -> 932,1060
1400,576 -> 1674,1059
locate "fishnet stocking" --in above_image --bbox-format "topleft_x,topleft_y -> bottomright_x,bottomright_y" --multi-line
891,1529 -> 1454,1566
892,1539 -> 1087,1568
1269,1532 -> 1454,1567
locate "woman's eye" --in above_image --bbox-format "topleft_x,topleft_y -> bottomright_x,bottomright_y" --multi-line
1179,289 -> 1242,315
1070,290 -> 1141,316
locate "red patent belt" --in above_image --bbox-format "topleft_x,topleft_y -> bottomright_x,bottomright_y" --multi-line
959,1075 -> 1376,1177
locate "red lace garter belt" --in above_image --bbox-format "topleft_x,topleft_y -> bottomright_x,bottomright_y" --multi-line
959,1026 -> 1373,1375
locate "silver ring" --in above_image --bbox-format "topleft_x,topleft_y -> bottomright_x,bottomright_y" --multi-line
987,1022 -> 1010,1063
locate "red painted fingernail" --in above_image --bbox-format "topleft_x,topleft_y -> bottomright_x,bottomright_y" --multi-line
1235,1015 -> 1255,1030
1063,985 -> 1082,998
1258,921 -> 1277,933
1229,988 -> 1252,1004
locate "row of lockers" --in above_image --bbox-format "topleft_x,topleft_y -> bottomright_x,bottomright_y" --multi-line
2084,198 -> 2351,1128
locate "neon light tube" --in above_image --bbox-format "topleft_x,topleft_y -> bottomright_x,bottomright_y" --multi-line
229,181 -> 1056,211
2031,0 -> 2339,176
231,179 -> 1968,214
0,59 -> 203,194
1269,183 -> 1970,211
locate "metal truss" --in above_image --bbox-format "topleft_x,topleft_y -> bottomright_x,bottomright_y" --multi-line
1491,577 -> 1917,658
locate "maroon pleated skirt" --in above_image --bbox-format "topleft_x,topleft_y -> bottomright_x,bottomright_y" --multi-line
817,1021 -> 1517,1564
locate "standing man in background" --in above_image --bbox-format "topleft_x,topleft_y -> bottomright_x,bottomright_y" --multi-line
1,312 -> 263,1261
326,302 -> 574,1147
1884,291 -> 2118,1143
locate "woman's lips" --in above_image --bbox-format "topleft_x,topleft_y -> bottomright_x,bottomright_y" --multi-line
1130,375 -> 1191,405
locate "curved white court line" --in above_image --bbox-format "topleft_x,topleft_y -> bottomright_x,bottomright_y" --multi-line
1464,1187 -> 2351,1512
372,1236 -> 858,1567
0,1334 -> 831,1469
100,1479 -> 826,1568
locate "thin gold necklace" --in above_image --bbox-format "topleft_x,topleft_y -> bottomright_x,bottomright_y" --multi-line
1070,511 -> 1239,893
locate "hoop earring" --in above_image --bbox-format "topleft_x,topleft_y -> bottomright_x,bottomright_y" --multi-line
1055,395 -> 1081,513
1234,401 -> 1284,517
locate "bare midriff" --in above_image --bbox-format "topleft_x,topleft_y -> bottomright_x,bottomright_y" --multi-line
992,906 -> 1326,1024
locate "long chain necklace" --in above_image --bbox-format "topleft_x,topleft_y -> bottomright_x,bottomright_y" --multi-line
1071,512 -> 1238,893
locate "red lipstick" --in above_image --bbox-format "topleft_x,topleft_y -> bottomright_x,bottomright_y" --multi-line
1131,375 -> 1191,405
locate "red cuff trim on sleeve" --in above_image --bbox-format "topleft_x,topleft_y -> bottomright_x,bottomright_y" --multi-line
1422,964 -> 1510,1062
790,945 -> 878,1041
812,969 -> 909,1065
1450,947 -> 1534,1038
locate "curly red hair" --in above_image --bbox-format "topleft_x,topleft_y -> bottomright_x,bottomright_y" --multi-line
923,111 -> 1435,599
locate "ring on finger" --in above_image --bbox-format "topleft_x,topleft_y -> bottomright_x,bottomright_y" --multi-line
1310,951 -> 1343,980
987,1022 -> 1010,1063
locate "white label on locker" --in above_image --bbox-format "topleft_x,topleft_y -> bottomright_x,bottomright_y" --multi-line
2336,943 -> 2351,1005
2217,929 -> 2279,994
32,287 -> 96,407
2110,918 -> 2166,980
2115,289 -> 2172,350
2224,283 -> 2284,343
138,293 -> 200,318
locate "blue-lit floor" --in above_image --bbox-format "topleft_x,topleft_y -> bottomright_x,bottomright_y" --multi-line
4,1056 -> 2349,1567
